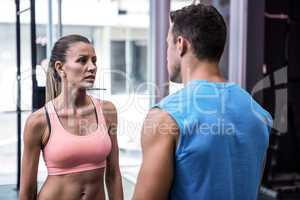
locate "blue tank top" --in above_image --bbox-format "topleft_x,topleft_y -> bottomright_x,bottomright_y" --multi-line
154,80 -> 272,200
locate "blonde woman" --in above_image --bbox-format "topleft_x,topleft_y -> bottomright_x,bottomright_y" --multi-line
20,35 -> 123,200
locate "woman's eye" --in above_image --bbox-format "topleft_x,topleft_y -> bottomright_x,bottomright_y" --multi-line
78,57 -> 87,63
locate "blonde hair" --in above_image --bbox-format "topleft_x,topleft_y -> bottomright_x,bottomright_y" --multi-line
45,66 -> 61,103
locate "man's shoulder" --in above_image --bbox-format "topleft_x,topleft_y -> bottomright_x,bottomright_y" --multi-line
146,108 -> 177,126
233,87 -> 273,129
154,86 -> 188,109
142,108 -> 179,144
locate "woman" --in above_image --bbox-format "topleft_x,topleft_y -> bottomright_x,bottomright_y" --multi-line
20,35 -> 123,200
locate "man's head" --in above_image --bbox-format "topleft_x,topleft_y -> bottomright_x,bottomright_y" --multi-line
167,4 -> 227,83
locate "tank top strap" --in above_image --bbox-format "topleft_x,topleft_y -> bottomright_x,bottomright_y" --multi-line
89,96 -> 109,133
45,100 -> 62,131
44,101 -> 54,123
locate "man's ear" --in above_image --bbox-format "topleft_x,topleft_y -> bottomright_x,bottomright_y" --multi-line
176,36 -> 188,57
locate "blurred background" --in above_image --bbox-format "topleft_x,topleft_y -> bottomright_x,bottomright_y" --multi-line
0,0 -> 299,199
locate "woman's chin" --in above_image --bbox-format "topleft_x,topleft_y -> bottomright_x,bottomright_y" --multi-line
79,82 -> 94,89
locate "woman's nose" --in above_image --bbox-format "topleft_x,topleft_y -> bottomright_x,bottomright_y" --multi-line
87,61 -> 96,72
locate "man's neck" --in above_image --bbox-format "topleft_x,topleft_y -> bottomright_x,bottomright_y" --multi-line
181,58 -> 226,85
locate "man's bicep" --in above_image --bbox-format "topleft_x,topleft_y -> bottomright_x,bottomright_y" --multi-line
133,110 -> 177,200
135,140 -> 174,199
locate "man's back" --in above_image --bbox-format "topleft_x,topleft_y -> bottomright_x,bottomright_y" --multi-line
155,80 -> 272,200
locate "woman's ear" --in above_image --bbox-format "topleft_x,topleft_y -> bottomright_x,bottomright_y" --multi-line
54,61 -> 66,78
176,36 -> 188,57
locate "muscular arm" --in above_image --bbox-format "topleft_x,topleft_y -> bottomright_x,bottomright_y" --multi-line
19,109 -> 47,200
133,109 -> 179,200
102,101 -> 124,200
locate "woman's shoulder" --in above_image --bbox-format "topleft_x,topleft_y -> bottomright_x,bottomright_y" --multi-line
93,98 -> 117,114
27,106 -> 47,124
93,98 -> 117,125
24,106 -> 48,139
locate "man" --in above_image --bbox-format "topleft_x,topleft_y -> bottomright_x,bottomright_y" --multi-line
133,4 -> 272,200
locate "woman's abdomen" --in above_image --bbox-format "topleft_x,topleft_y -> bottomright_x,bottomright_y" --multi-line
38,168 -> 105,200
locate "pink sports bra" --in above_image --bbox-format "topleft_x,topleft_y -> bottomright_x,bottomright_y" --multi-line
42,96 -> 112,176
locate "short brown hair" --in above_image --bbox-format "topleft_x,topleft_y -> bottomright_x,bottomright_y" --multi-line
170,4 -> 227,62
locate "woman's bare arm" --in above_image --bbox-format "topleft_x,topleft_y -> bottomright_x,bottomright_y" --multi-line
19,109 -> 47,200
101,100 -> 124,200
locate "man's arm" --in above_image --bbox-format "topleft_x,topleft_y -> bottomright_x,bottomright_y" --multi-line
133,108 -> 179,200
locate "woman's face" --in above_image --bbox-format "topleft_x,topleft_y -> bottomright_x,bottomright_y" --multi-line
59,42 -> 97,89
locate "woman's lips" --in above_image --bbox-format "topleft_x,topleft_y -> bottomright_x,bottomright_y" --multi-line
84,76 -> 95,81
85,75 -> 95,78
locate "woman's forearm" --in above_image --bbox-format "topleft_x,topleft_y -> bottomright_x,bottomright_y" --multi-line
106,170 -> 124,200
19,186 -> 37,200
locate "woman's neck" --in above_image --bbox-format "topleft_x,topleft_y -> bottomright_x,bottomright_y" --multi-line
57,85 -> 89,113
